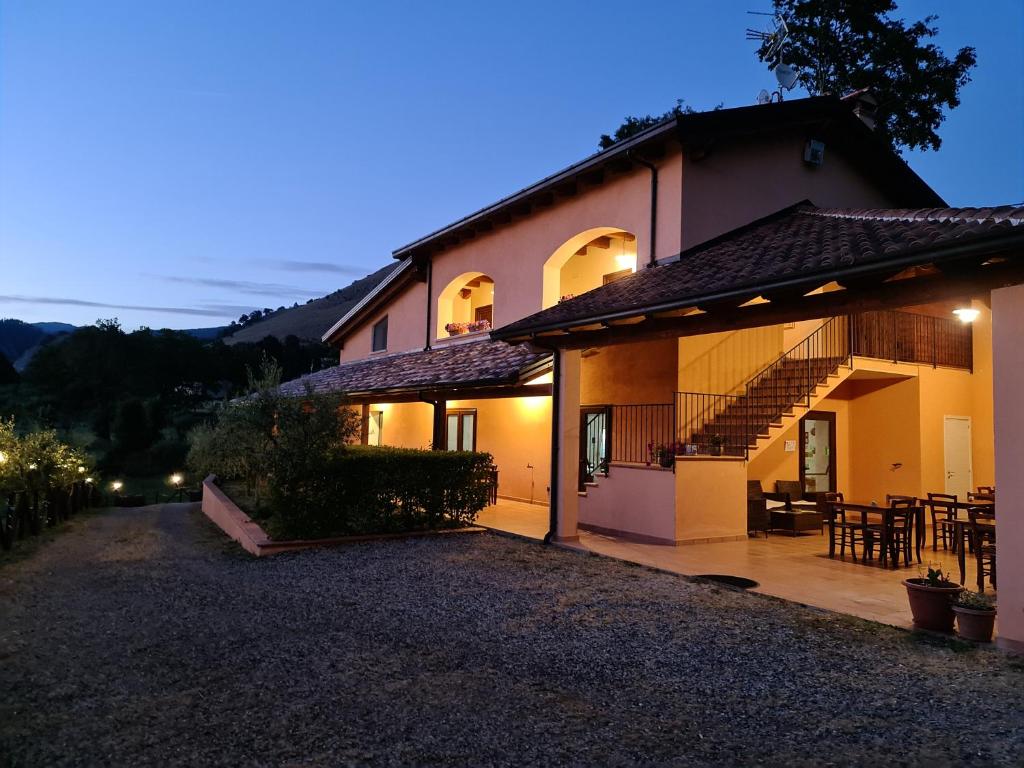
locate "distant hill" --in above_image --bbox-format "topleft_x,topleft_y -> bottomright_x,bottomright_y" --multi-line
0,319 -> 77,366
181,326 -> 226,340
223,263 -> 399,344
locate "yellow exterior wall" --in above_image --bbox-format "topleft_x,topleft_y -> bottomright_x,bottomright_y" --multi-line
581,338 -> 678,405
370,401 -> 434,450
746,393 -> 851,495
678,326 -> 784,394
447,395 -> 551,505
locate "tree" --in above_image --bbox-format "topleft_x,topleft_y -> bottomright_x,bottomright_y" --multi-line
0,352 -> 18,386
598,99 -> 698,150
758,0 -> 976,152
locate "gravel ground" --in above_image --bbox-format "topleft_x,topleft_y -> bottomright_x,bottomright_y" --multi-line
1,504 -> 1022,767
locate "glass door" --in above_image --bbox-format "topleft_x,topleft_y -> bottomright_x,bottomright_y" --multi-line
578,407 -> 610,491
800,411 -> 836,494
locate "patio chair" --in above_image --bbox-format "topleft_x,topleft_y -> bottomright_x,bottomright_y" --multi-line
745,481 -> 775,538
967,506 -> 996,592
926,492 -> 958,551
884,499 -> 918,567
830,502 -> 871,561
775,480 -> 819,511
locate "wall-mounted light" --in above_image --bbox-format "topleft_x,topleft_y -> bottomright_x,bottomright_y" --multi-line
953,307 -> 980,323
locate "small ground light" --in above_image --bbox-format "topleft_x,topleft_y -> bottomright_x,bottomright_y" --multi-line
85,477 -> 94,484
78,466 -> 86,473
170,473 -> 184,502
111,480 -> 123,492
0,450 -> 6,464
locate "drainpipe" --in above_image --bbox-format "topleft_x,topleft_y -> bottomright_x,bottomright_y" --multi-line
628,150 -> 658,268
424,257 -> 433,350
544,348 -> 561,544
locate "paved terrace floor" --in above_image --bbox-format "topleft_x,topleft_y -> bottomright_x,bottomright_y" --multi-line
477,499 -> 994,630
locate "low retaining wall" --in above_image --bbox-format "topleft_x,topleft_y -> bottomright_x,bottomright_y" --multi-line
200,476 -> 484,556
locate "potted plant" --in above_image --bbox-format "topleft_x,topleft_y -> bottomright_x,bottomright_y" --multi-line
444,322 -> 468,336
903,566 -> 964,633
653,444 -> 674,468
952,591 -> 997,642
707,434 -> 724,457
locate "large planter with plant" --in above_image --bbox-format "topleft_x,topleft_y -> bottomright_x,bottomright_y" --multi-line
903,567 -> 963,632
952,591 -> 997,642
707,435 -> 724,457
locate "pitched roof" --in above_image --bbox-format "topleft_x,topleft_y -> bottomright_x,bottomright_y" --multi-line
278,339 -> 550,398
392,96 -> 943,262
492,203 -> 1024,340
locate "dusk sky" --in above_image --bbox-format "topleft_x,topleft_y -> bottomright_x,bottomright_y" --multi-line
2,0 -> 1022,330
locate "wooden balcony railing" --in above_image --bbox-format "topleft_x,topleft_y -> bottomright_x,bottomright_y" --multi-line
850,310 -> 973,371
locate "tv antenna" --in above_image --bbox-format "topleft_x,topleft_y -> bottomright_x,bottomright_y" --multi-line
746,11 -> 799,102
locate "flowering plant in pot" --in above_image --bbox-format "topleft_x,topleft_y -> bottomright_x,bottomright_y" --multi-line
707,434 -> 725,456
952,591 -> 996,642
445,322 -> 469,336
903,566 -> 964,633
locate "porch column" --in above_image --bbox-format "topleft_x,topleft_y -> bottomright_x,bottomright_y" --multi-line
992,284 -> 1024,652
552,348 -> 581,542
430,398 -> 447,450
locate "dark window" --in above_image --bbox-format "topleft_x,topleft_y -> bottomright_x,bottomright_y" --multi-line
602,268 -> 632,285
474,304 -> 493,325
445,409 -> 477,451
371,316 -> 388,352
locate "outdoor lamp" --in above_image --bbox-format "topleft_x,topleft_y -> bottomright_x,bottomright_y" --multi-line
78,466 -> 86,473
953,307 -> 980,323
85,477 -> 94,484
111,480 -> 123,492
28,462 -> 37,470
170,473 -> 183,486
0,450 -> 6,464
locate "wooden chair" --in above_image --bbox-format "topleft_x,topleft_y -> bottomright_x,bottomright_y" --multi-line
885,499 -> 918,567
830,502 -> 872,561
818,491 -> 843,534
926,492 -> 958,551
967,506 -> 996,592
968,486 -> 995,502
746,481 -> 771,538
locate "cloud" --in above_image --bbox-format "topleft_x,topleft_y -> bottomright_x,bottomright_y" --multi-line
253,259 -> 368,275
145,274 -> 322,298
0,294 -> 254,319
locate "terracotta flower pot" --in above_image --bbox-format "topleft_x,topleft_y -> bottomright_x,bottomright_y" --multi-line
953,606 -> 996,642
903,578 -> 963,633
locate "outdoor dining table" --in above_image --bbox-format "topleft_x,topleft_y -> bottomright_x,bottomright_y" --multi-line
952,504 -> 996,586
826,501 -> 924,566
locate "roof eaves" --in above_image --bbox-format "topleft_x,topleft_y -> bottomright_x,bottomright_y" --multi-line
491,225 -> 1024,341
321,260 -> 414,344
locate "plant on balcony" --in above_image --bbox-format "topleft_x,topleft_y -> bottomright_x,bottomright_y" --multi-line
467,319 -> 491,333
557,294 -> 576,304
707,434 -> 725,457
445,322 -> 469,335
648,442 -> 683,468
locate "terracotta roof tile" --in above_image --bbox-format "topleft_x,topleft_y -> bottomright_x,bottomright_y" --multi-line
494,203 -> 1024,338
278,339 -> 549,397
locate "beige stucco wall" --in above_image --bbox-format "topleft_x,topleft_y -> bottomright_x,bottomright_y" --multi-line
679,134 -> 901,250
448,395 -> 551,505
578,464 -> 677,543
969,299 -> 995,487
675,457 -> 748,543
369,401 -> 434,450
340,281 -> 427,362
678,326 -> 784,395
581,338 -> 678,405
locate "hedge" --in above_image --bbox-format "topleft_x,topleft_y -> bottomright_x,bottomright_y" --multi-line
264,446 -> 494,540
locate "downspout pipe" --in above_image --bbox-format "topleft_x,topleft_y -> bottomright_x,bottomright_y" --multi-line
544,348 -> 561,545
628,150 -> 658,268
424,258 -> 433,350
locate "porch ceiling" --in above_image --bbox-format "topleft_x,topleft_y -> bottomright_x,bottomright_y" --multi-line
491,203 -> 1024,349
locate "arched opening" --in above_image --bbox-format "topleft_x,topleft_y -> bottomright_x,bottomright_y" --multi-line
542,228 -> 638,309
437,272 -> 496,339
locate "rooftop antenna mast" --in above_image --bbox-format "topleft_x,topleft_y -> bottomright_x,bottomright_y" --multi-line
746,10 -> 799,103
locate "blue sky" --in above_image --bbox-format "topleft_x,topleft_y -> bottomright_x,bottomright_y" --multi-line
1,0 -> 1021,330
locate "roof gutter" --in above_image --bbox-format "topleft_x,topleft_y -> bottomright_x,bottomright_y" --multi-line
492,229 -> 1024,340
627,150 -> 658,268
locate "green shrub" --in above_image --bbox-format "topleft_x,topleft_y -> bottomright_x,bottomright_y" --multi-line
266,446 -> 493,540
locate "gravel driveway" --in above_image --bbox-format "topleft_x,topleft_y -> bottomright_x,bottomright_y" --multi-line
1,504 -> 1022,767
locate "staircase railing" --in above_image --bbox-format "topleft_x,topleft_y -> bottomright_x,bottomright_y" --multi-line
676,316 -> 852,459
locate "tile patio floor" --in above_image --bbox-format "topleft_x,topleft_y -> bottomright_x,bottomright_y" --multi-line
477,499 -> 993,631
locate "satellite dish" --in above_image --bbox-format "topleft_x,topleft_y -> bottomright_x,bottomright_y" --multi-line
757,89 -> 771,105
774,62 -> 799,90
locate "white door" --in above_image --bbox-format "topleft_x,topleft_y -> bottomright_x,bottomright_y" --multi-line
943,416 -> 973,499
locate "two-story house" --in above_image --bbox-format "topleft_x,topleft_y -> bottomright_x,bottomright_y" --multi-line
280,94 -> 1024,651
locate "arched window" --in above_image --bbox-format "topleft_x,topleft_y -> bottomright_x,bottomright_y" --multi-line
542,228 -> 637,308
436,272 -> 496,339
